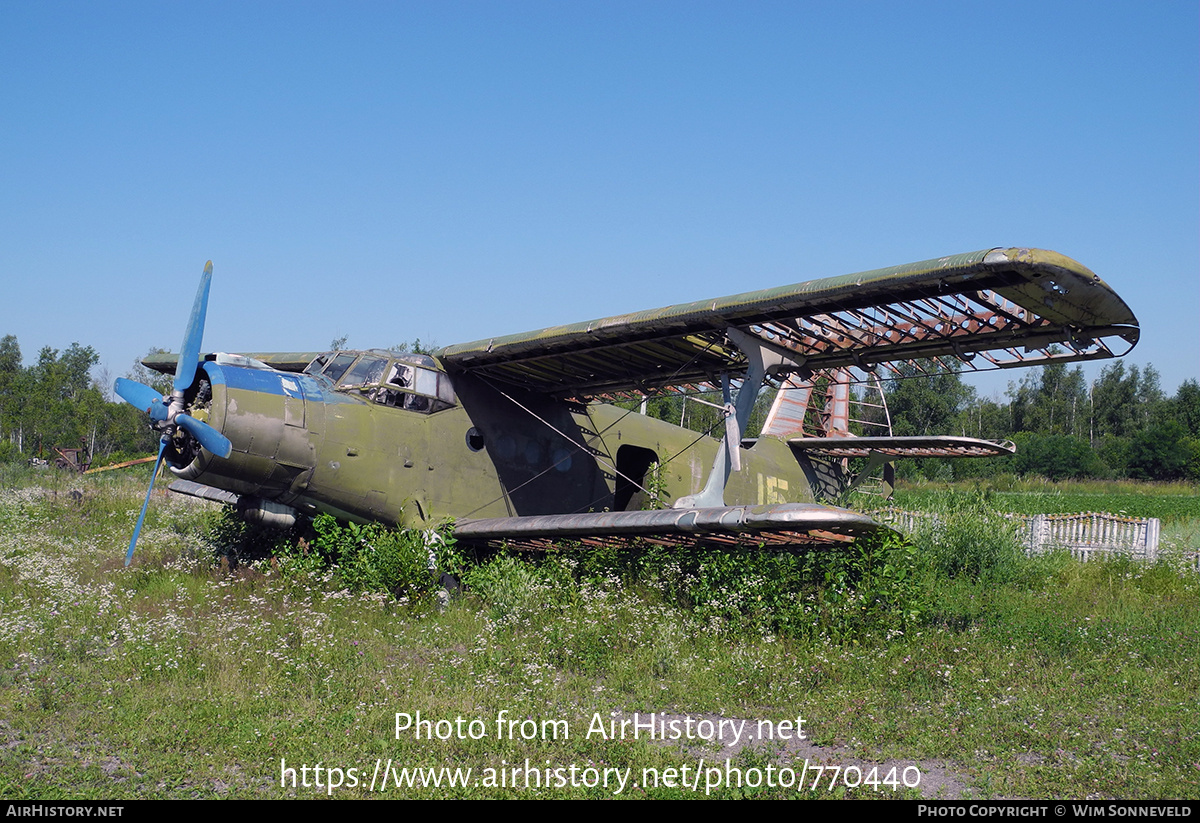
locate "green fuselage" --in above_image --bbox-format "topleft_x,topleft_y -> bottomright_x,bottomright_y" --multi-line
174,357 -> 816,527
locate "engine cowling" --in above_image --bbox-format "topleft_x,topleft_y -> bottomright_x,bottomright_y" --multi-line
173,362 -> 321,506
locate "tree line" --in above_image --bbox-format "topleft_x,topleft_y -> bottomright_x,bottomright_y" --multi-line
0,335 -> 163,466
621,358 -> 1198,483
879,360 -> 1200,482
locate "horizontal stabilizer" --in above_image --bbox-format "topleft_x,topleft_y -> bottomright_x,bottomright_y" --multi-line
789,435 -> 1016,459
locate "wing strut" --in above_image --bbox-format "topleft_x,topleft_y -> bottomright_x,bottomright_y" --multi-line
674,327 -> 806,508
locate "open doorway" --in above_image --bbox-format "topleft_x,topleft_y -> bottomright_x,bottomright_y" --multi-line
613,445 -> 660,511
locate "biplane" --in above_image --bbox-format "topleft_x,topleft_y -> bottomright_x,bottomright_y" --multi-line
115,248 -> 1139,564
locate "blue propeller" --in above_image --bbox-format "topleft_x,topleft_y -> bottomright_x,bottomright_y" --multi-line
125,439 -> 168,567
114,262 -> 232,565
113,378 -> 166,419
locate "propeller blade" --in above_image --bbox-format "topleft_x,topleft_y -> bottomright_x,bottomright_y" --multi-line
114,378 -> 164,414
126,439 -> 167,566
174,261 -> 213,393
175,413 -> 233,459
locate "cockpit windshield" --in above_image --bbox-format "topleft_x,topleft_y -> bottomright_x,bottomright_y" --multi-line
321,352 -> 358,384
306,351 -> 456,414
339,355 -> 388,388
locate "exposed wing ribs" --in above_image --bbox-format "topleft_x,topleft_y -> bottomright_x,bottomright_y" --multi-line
439,248 -> 1139,399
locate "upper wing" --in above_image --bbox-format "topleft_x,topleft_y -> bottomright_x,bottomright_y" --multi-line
438,248 -> 1138,398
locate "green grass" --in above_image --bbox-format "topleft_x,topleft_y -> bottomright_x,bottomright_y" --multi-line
892,477 -> 1200,523
886,477 -> 1200,573
0,469 -> 1196,799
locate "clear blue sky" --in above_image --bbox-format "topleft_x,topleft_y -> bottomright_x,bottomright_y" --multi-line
2,1 -> 1196,401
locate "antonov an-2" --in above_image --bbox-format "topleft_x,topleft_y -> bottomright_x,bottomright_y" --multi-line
115,248 -> 1138,563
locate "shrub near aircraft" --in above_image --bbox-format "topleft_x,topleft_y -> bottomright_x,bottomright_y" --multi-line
115,249 -> 1139,564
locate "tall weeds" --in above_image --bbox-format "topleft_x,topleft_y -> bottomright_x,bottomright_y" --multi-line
1,475 -> 1194,798
906,491 -> 1025,585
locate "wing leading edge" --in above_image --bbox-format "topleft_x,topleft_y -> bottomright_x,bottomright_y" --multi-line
439,248 -> 1139,398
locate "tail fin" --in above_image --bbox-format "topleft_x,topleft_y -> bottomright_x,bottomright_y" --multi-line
763,368 -> 895,500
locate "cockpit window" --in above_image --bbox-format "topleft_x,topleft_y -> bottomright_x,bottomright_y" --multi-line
315,352 -> 456,414
322,352 -> 358,383
412,368 -> 440,397
386,362 -> 414,389
358,359 -> 456,414
303,353 -> 331,375
339,355 -> 388,388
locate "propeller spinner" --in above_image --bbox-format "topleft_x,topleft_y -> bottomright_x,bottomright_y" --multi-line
114,262 -> 233,566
